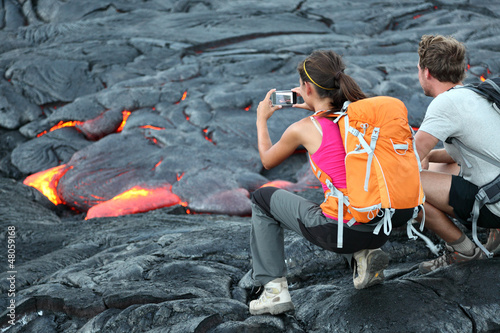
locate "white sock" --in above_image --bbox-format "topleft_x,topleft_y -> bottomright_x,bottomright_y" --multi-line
448,233 -> 476,256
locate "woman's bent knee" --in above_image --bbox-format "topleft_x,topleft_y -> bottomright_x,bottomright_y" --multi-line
251,187 -> 279,217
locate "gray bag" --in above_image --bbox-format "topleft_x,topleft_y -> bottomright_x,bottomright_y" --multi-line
447,137 -> 500,257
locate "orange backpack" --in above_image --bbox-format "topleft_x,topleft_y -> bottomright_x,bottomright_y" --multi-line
309,96 -> 425,248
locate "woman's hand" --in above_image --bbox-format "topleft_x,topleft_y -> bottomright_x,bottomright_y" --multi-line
291,86 -> 313,111
257,89 -> 282,123
256,89 -> 303,169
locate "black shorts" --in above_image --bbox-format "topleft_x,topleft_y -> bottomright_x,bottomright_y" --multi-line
449,175 -> 500,228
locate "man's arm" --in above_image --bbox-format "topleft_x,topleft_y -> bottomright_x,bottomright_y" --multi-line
415,130 -> 439,162
425,148 -> 455,164
415,130 -> 458,172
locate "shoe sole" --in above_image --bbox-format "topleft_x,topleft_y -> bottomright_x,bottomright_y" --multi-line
367,250 -> 390,272
354,250 -> 389,290
418,262 -> 433,274
249,302 -> 294,315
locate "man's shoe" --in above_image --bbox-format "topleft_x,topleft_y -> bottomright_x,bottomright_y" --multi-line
485,228 -> 500,255
353,248 -> 389,290
419,244 -> 485,274
249,277 -> 294,315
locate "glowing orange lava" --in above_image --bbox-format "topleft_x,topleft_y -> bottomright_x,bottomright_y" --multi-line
116,110 -> 131,132
85,185 -> 188,219
260,180 -> 294,189
203,128 -> 215,144
23,164 -> 71,205
153,159 -> 163,169
175,90 -> 188,104
37,120 -> 84,137
37,110 -> 133,137
139,125 -> 165,130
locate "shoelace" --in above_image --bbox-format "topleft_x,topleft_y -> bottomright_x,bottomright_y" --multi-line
432,249 -> 455,269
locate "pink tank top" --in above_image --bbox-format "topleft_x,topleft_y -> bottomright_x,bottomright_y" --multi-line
309,116 -> 347,218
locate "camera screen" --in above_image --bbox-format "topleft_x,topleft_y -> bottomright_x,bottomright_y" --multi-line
275,91 -> 294,105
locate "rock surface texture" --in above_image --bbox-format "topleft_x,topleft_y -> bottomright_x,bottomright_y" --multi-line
0,0 -> 499,332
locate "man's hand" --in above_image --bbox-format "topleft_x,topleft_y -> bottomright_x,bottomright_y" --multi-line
421,155 -> 430,170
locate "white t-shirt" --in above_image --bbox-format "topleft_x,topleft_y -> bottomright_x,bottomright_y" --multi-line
419,85 -> 500,216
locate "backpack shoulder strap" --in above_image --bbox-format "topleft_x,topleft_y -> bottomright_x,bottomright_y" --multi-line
332,101 -> 350,123
309,116 -> 323,136
462,78 -> 500,114
463,85 -> 489,98
447,137 -> 500,169
308,153 -> 332,184
483,78 -> 500,95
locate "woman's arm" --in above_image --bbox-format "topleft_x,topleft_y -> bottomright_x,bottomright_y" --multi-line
256,89 -> 304,169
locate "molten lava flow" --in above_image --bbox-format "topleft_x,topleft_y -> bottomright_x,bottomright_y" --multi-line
116,110 -> 131,132
260,180 -> 294,189
23,164 -> 71,205
37,110 -> 133,137
85,185 -> 188,219
244,104 -> 251,111
175,90 -> 188,104
153,159 -> 163,169
139,125 -> 165,130
203,128 -> 215,144
37,120 -> 84,137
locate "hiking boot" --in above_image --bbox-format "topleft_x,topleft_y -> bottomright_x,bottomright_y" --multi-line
485,228 -> 500,256
419,244 -> 485,274
353,248 -> 389,290
249,277 -> 294,315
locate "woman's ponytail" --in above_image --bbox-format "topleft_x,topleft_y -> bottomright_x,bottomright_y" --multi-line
297,50 -> 366,113
338,72 -> 366,103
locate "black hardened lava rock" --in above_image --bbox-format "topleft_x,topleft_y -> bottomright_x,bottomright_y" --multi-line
1,0 -> 499,332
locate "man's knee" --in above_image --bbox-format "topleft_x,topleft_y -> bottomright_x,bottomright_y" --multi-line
428,162 -> 460,175
251,187 -> 279,217
420,171 -> 453,203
